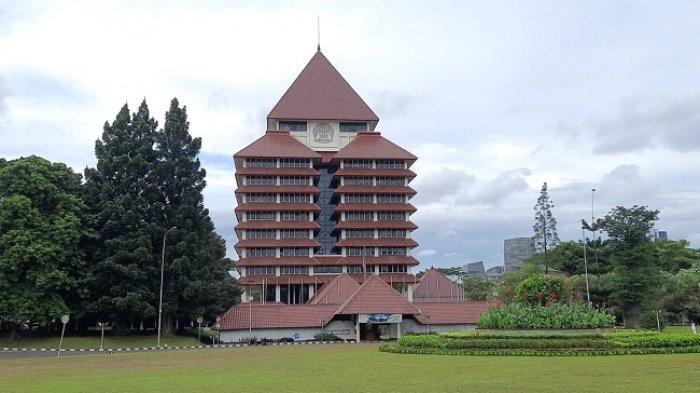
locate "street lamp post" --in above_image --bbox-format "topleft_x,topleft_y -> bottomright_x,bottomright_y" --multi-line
581,226 -> 591,307
157,226 -> 177,349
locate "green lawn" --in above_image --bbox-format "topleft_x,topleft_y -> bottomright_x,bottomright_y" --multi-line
1,344 -> 698,393
0,334 -> 199,349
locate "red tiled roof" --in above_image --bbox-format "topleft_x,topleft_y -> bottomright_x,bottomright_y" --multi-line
335,238 -> 418,248
267,51 -> 378,122
308,274 -> 361,305
235,131 -> 322,159
235,167 -> 320,177
336,275 -> 420,315
235,185 -> 320,194
334,203 -> 417,212
414,301 -> 501,325
335,168 -> 416,178
218,302 -> 337,330
319,152 -> 336,164
235,203 -> 321,212
235,221 -> 321,230
413,269 -> 466,302
333,220 -> 418,230
334,133 -> 417,161
236,255 -> 420,267
335,185 -> 416,195
235,239 -> 320,248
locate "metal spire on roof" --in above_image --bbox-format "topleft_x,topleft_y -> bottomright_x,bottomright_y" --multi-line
317,15 -> 321,52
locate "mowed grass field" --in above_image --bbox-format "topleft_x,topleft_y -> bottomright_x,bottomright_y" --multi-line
1,344 -> 699,393
0,334 -> 199,349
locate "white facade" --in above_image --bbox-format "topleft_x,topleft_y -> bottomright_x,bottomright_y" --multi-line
220,320 -> 355,343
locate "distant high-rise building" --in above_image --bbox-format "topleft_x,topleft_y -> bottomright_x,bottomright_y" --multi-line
486,266 -> 505,282
658,231 -> 668,241
463,261 -> 486,276
504,237 -> 536,271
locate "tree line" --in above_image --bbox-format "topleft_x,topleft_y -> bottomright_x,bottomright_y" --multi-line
456,183 -> 700,327
0,99 -> 240,339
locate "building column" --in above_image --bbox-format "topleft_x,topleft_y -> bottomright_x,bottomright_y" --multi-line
309,284 -> 315,298
355,315 -> 360,343
275,285 -> 281,302
407,284 -> 414,302
397,322 -> 402,339
241,288 -> 248,302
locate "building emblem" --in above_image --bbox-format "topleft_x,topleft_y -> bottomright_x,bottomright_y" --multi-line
312,122 -> 334,144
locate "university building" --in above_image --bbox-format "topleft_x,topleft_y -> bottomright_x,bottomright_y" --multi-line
217,49 -> 496,342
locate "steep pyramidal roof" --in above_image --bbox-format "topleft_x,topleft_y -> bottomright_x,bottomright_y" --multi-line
413,268 -> 465,302
335,275 -> 420,315
308,274 -> 361,305
334,132 -> 417,161
235,131 -> 322,159
268,51 -> 379,122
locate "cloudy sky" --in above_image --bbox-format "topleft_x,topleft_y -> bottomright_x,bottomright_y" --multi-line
2,1 -> 700,269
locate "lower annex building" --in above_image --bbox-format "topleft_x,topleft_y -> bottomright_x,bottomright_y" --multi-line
217,49 -> 497,342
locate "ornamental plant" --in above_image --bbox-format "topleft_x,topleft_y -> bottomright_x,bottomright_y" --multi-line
514,274 -> 567,306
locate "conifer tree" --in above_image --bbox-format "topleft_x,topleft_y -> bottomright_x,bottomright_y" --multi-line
533,182 -> 560,273
85,101 -> 161,328
155,98 -> 238,331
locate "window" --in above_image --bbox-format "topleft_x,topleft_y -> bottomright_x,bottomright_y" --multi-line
279,121 -> 307,132
247,193 -> 276,202
247,176 -> 276,185
281,211 -> 309,221
344,194 -> 374,203
347,247 -> 374,256
378,229 -> 406,238
247,266 -> 276,275
280,230 -> 308,239
246,158 -> 276,168
346,229 -> 374,238
247,230 -> 276,239
339,122 -> 367,133
280,158 -> 310,168
343,159 -> 372,168
379,247 -> 407,256
346,265 -> 364,274
377,194 -> 406,203
280,176 -> 309,185
247,212 -> 276,221
281,265 -> 309,274
281,247 -> 309,257
315,265 -> 343,274
378,211 -> 406,221
346,211 -> 374,220
376,160 -> 404,169
280,194 -> 310,203
344,177 -> 373,186
377,177 -> 404,186
379,264 -> 408,273
247,248 -> 276,258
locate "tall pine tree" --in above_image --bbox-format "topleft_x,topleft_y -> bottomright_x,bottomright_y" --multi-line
155,98 -> 239,332
533,182 -> 560,273
85,101 -> 161,329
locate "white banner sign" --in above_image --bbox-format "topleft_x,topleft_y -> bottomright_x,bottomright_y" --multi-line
359,313 -> 402,324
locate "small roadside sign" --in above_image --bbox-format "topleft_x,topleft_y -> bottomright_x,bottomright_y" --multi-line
197,316 -> 203,324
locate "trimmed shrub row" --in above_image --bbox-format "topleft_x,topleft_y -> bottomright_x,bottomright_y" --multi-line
399,335 -> 615,350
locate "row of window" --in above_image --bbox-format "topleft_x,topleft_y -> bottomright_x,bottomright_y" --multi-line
346,247 -> 408,256
246,176 -> 312,186
247,247 -> 311,257
246,212 -> 310,221
346,229 -> 407,238
343,177 -> 406,186
246,229 -> 310,239
345,211 -> 408,220
278,121 -> 368,133
344,194 -> 407,203
343,159 -> 406,169
246,158 -> 310,168
247,194 -> 312,203
245,264 -> 407,275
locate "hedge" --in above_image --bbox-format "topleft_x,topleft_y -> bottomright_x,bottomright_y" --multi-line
380,344 -> 700,357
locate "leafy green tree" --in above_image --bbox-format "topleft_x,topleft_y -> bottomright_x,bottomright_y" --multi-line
514,273 -> 568,306
600,205 -> 661,324
462,275 -> 494,301
0,156 -> 88,339
655,239 -> 700,273
533,182 -> 560,273
84,101 -> 161,328
523,241 -> 585,275
154,98 -> 239,330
